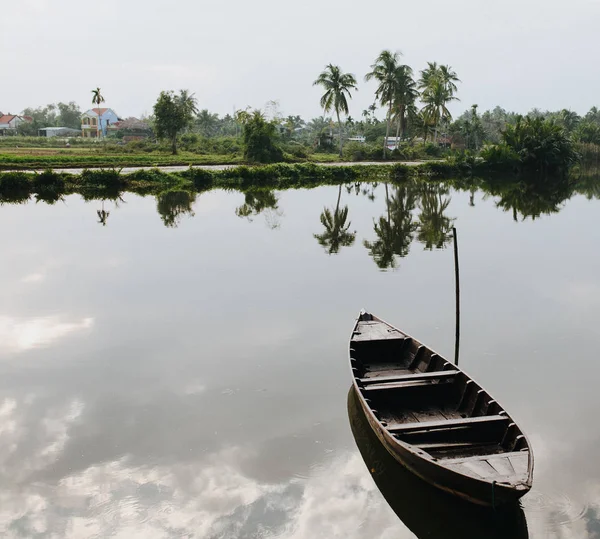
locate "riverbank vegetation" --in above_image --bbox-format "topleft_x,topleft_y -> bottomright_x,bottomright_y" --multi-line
2,50 -> 599,174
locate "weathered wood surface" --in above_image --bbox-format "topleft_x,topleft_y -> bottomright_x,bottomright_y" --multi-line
349,311 -> 533,506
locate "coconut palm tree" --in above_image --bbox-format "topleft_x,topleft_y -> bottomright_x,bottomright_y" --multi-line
558,109 -> 580,133
392,65 -> 418,146
284,115 -> 305,138
314,185 -> 356,254
365,50 -> 402,157
91,87 -> 105,139
176,90 -> 199,132
418,64 -> 460,142
420,79 -> 456,143
313,65 -> 358,157
196,109 -> 219,137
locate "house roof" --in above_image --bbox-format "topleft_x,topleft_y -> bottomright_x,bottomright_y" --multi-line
0,115 -> 18,124
112,117 -> 150,130
22,116 -> 33,122
92,107 -> 109,115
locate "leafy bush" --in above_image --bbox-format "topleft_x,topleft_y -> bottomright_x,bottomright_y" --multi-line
343,142 -> 378,161
423,142 -> 443,157
238,111 -> 284,164
480,144 -> 520,169
281,141 -> 311,159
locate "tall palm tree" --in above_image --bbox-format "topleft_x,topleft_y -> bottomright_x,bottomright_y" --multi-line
91,87 -> 105,139
365,50 -> 402,157
313,64 -> 358,157
418,64 -> 460,142
392,65 -> 418,146
314,185 -> 356,254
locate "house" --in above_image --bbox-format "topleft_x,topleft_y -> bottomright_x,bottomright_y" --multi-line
108,117 -> 152,140
0,114 -> 32,135
39,127 -> 81,138
81,108 -> 120,138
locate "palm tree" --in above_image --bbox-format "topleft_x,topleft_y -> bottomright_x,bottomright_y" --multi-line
91,87 -> 105,139
284,115 -> 305,138
392,65 -> 418,146
314,185 -> 356,254
558,109 -> 580,133
420,78 -> 456,143
196,109 -> 219,137
176,90 -> 199,132
418,64 -> 460,142
365,50 -> 402,157
313,65 -> 358,157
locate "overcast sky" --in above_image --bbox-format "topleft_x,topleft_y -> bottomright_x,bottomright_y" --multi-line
2,0 -> 599,120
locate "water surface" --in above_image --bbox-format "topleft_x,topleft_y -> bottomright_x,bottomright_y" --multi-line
1,180 -> 599,538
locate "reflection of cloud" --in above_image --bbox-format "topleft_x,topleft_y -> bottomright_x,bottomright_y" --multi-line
546,281 -> 600,311
284,454 -> 402,539
182,381 -> 206,395
21,273 -> 45,283
0,316 -> 94,353
1,392 -> 600,538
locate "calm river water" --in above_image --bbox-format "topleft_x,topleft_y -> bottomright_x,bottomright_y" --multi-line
1,180 -> 599,538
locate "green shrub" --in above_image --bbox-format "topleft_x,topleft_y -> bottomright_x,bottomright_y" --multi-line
480,144 -> 520,170
238,111 -> 284,163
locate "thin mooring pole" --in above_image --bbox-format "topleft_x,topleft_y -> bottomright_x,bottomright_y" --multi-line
453,227 -> 460,366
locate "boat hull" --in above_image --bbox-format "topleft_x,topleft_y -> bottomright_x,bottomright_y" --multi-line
354,385 -> 529,506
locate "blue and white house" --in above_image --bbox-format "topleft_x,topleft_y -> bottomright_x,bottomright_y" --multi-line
81,108 -> 120,138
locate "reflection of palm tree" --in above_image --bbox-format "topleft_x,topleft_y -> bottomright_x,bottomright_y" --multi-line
314,185 -> 356,254
156,189 -> 196,228
97,200 -> 110,226
236,189 -> 282,229
364,183 -> 418,269
417,185 -> 454,249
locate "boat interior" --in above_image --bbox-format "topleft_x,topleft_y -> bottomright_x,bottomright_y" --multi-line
350,315 -> 530,472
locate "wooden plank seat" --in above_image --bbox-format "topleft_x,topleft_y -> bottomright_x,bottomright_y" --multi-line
388,414 -> 509,434
360,370 -> 458,390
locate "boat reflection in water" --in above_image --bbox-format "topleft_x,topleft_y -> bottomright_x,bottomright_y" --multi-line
347,387 -> 529,539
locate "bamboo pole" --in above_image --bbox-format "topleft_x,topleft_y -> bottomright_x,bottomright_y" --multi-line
453,227 -> 460,365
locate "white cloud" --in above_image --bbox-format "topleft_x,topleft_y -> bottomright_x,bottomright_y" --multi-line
0,316 -> 94,353
20,273 -> 45,283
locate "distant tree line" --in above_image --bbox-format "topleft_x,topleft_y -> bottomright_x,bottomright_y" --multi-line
17,102 -> 82,134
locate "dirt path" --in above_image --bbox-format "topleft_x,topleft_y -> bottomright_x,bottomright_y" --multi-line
7,160 -> 431,175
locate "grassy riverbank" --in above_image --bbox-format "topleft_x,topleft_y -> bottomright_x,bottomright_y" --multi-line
0,138 -> 443,170
0,162 -> 474,202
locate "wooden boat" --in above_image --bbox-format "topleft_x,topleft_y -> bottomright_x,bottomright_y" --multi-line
347,388 -> 529,538
349,311 -> 533,506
